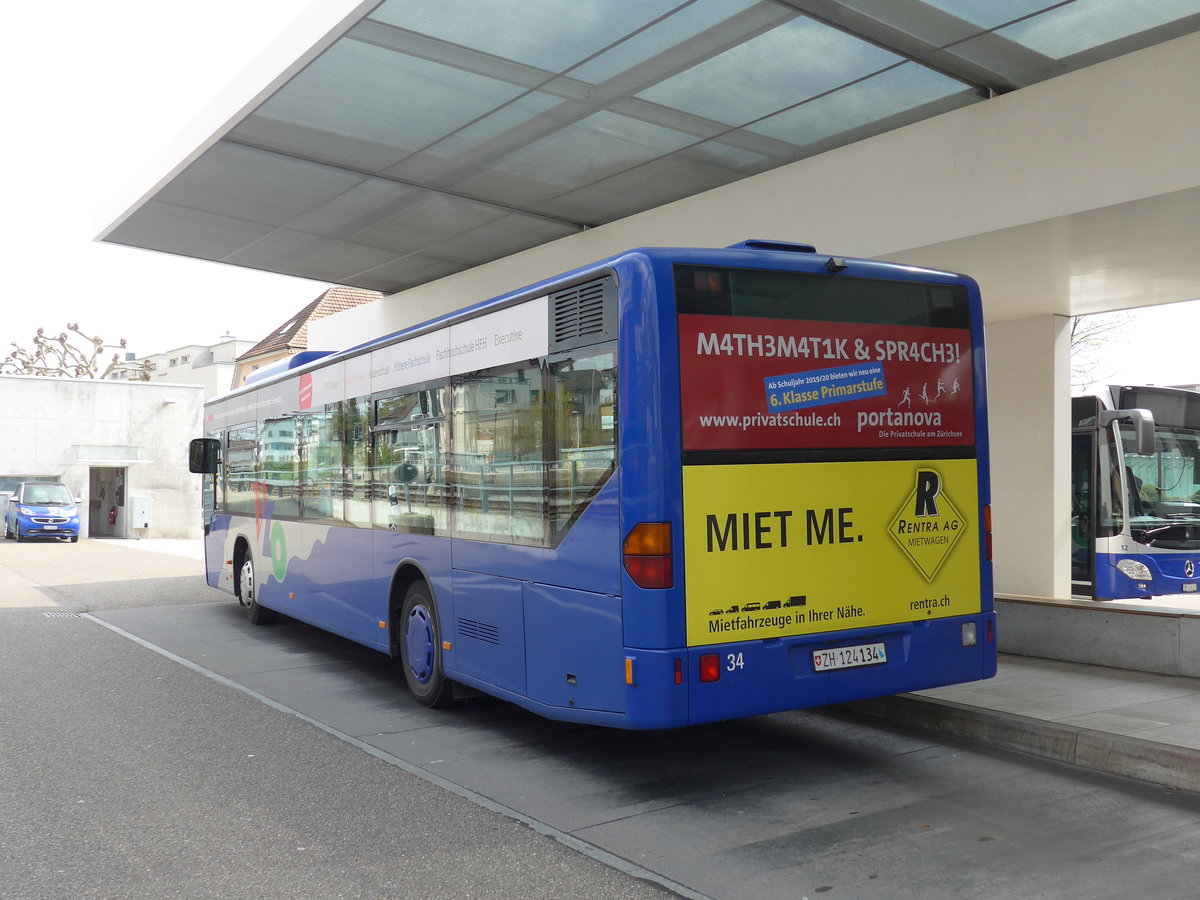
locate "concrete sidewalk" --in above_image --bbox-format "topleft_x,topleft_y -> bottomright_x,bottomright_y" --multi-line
92,536 -> 205,561
849,654 -> 1200,793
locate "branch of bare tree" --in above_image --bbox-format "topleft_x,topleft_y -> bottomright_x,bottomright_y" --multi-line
1,325 -> 154,380
1071,311 -> 1132,391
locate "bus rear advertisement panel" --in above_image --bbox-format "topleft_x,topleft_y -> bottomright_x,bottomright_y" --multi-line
682,458 -> 981,646
678,314 -> 975,450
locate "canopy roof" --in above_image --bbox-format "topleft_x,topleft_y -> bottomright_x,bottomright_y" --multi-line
99,0 -> 1200,295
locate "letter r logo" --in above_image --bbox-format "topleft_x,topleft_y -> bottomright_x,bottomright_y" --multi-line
914,470 -> 940,517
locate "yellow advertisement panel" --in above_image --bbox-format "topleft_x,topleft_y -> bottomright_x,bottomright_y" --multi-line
682,458 -> 981,646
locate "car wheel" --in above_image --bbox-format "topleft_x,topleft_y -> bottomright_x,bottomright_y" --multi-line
237,549 -> 276,625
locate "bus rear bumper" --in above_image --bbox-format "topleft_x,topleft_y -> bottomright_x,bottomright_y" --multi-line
500,613 -> 998,730
675,613 -> 997,727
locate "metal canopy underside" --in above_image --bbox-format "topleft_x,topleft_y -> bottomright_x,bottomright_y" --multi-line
101,0 -> 1200,295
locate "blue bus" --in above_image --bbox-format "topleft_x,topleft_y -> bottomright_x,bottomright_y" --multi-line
1072,384 -> 1200,599
190,240 -> 996,728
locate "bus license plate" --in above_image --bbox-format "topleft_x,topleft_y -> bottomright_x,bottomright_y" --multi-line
813,642 -> 887,672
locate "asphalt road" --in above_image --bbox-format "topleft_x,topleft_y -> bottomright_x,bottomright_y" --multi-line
4,538 -> 1200,900
0,539 -> 674,900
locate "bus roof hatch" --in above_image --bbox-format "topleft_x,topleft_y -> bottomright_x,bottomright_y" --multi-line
726,239 -> 817,253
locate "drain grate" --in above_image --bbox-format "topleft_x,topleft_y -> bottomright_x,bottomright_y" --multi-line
42,612 -> 81,618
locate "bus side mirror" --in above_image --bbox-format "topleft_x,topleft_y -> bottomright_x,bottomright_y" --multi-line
188,438 -> 221,474
1099,408 -> 1155,456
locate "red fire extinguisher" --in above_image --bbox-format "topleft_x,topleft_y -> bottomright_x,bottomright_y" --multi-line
108,506 -> 118,526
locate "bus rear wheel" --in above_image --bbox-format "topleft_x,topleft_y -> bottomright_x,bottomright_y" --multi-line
399,582 -> 454,708
237,549 -> 276,625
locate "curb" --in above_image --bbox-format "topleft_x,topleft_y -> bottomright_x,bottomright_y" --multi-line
844,694 -> 1200,794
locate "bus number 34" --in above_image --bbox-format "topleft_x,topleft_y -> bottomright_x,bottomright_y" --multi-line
726,652 -> 745,672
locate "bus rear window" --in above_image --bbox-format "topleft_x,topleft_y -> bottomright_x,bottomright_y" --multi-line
675,265 -> 969,329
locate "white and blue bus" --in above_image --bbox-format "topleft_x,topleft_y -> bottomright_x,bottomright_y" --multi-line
1072,384 -> 1200,599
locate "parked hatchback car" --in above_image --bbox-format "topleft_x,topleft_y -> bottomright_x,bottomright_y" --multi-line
4,482 -> 81,542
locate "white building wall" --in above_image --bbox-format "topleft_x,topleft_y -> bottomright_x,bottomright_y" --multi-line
137,338 -> 254,398
0,376 -> 205,539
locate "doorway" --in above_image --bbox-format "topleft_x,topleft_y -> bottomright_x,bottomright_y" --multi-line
89,467 -> 127,537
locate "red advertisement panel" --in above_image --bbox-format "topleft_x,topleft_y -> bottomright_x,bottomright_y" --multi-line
679,314 -> 975,451
298,373 -> 313,411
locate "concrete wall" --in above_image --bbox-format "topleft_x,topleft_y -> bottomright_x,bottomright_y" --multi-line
985,315 -> 1072,598
0,375 -> 204,540
998,598 -> 1200,679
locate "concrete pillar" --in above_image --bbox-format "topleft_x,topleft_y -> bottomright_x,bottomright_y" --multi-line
986,315 -> 1072,598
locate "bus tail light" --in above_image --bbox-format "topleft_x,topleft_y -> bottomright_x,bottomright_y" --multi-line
983,504 -> 992,561
624,523 -> 673,589
699,653 -> 721,683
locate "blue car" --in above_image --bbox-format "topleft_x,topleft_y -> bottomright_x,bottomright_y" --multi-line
4,482 -> 81,542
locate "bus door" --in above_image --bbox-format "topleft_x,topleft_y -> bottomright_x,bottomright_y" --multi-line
1071,430 -> 1096,597
1070,397 -> 1159,599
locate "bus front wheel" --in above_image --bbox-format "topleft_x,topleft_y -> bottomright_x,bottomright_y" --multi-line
399,582 -> 454,708
237,549 -> 276,625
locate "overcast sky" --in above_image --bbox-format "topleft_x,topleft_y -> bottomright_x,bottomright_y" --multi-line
3,0 -> 1196,386
1,0 -> 327,358
1078,300 -> 1200,392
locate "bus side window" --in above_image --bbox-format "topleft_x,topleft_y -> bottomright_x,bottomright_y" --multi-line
1125,467 -> 1146,516
1099,428 -> 1124,536
371,424 -> 448,536
342,396 -> 371,529
226,422 -> 260,516
451,364 -> 545,544
549,349 -> 617,535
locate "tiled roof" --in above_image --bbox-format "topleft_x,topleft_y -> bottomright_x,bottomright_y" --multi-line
237,286 -> 380,361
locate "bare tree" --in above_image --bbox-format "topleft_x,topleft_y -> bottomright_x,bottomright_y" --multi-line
1071,311 -> 1131,392
0,324 -> 154,380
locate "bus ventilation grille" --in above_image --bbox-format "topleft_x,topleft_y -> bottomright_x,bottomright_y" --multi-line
549,277 -> 616,352
458,617 -> 501,645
